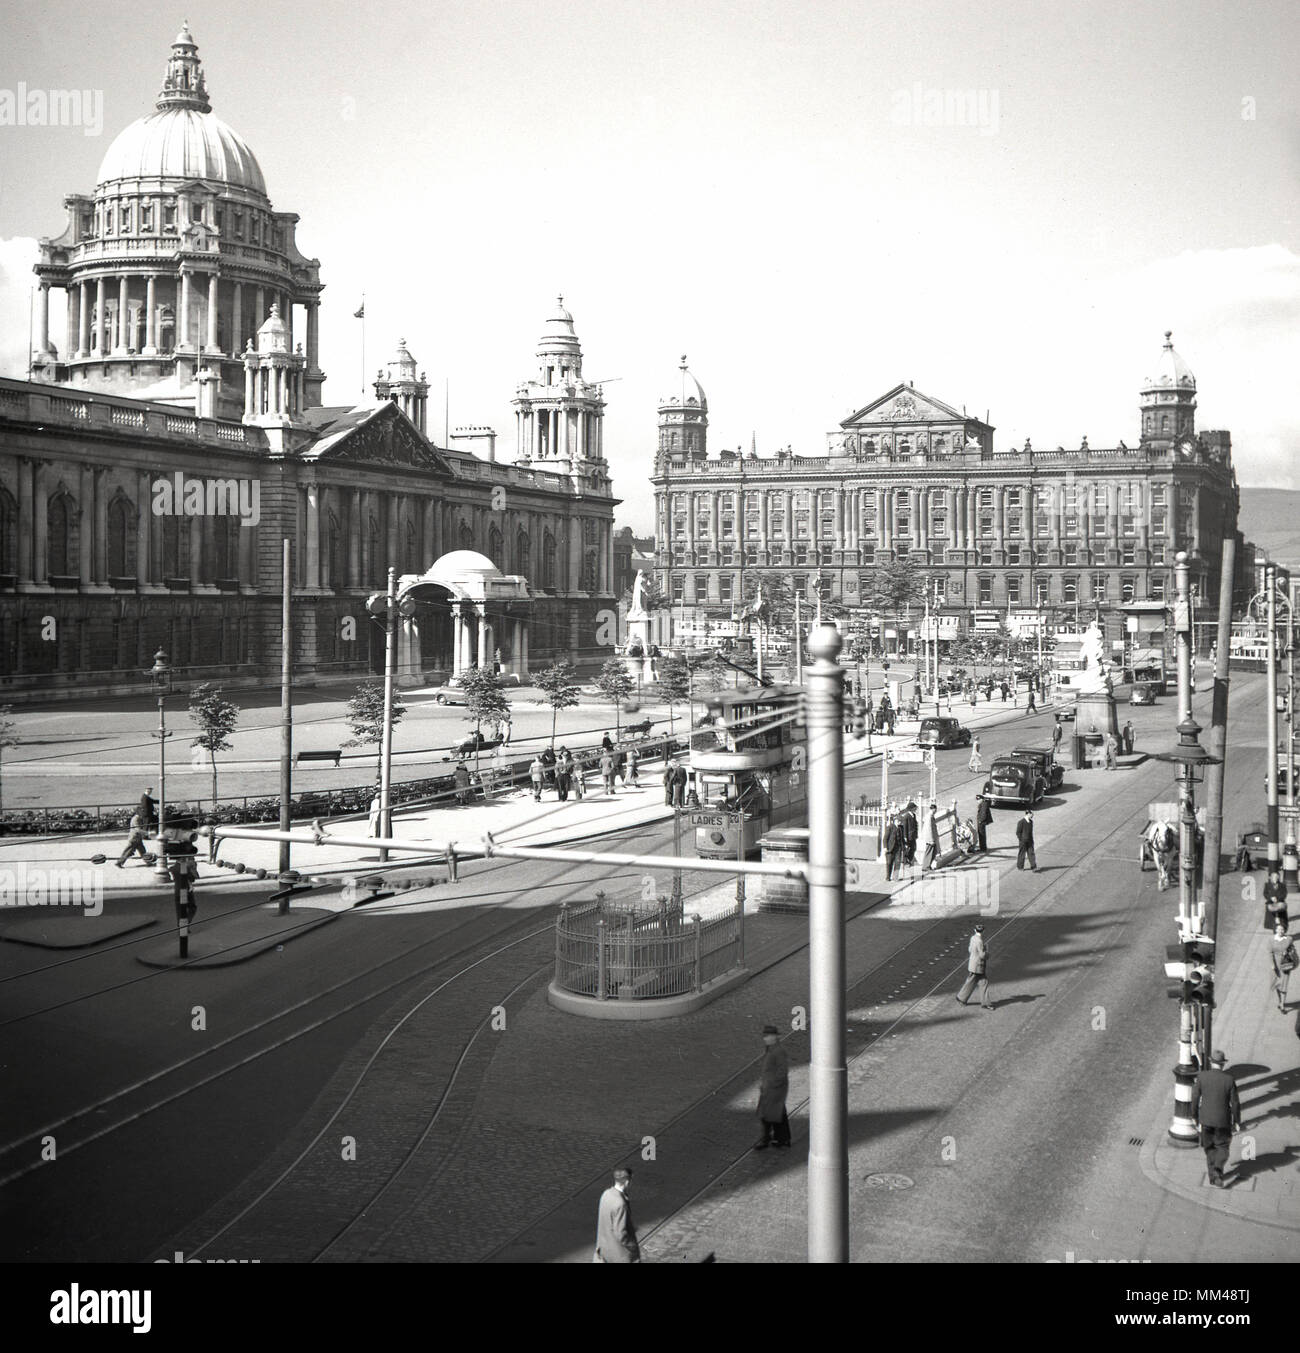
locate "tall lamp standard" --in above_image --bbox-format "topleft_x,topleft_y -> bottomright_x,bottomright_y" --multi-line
146,649 -> 173,881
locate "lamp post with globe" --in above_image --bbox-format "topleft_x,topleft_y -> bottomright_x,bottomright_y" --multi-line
146,649 -> 173,881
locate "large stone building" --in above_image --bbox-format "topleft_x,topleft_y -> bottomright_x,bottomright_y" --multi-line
652,337 -> 1248,653
0,28 -> 616,699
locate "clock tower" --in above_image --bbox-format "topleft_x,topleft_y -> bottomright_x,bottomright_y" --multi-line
1139,330 -> 1197,452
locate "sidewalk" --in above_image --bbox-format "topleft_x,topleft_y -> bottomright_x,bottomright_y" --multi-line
1141,921 -> 1300,1229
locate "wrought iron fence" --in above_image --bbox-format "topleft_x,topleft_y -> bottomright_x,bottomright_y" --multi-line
554,895 -> 743,1001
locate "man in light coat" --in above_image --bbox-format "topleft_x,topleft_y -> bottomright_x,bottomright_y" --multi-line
594,1167 -> 640,1262
955,923 -> 993,1008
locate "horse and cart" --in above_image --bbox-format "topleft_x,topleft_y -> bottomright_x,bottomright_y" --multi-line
1139,802 -> 1206,891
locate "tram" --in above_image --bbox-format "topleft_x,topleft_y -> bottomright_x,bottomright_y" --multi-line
1228,634 -> 1269,671
688,686 -> 806,859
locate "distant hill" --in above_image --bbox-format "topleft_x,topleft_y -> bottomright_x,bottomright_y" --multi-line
1239,486 -> 1300,570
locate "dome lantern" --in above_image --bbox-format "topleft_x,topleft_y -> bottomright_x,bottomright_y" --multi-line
156,20 -> 211,114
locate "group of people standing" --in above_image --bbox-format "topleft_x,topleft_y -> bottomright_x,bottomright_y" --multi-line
527,742 -> 642,802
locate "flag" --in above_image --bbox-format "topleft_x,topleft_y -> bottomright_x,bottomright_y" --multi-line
353,302 -> 365,319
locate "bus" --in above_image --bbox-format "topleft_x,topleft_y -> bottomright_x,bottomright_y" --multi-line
688,686 -> 806,859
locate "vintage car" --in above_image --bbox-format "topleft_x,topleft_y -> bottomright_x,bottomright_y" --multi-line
982,755 -> 1046,807
1009,745 -> 1065,793
916,716 -> 973,749
1129,681 -> 1159,706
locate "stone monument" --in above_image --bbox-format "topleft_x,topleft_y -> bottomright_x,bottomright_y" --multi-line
1073,619 -> 1120,764
623,570 -> 656,684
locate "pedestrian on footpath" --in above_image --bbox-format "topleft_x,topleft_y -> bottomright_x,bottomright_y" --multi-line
901,801 -> 919,867
614,746 -> 627,786
968,735 -> 982,774
1270,924 -> 1297,1014
600,750 -> 617,794
115,812 -> 150,867
1016,809 -> 1037,871
671,761 -> 688,807
753,1024 -> 791,1149
922,802 -> 942,871
138,786 -> 158,832
1122,720 -> 1135,755
555,747 -> 572,802
1264,871 -> 1288,932
955,923 -> 993,1008
884,812 -> 904,880
627,745 -> 640,788
571,750 -> 586,800
529,755 -> 546,802
367,792 -> 381,837
663,761 -> 676,806
1051,716 -> 1063,759
1191,1051 -> 1242,1188
593,1167 -> 641,1263
975,793 -> 993,852
1026,687 -> 1036,713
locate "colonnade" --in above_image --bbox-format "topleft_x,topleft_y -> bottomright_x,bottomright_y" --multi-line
515,405 -> 603,463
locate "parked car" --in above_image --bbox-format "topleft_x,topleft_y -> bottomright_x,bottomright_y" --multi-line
1130,681 -> 1159,706
982,755 -> 1046,807
1009,745 -> 1065,793
434,688 -> 467,705
917,716 -> 973,749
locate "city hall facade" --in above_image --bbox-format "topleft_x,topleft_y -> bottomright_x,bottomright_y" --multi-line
652,336 -> 1246,651
0,27 -> 617,699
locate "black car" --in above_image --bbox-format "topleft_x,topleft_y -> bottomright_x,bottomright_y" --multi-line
917,716 -> 973,749
1009,745 -> 1065,793
983,755 -> 1045,807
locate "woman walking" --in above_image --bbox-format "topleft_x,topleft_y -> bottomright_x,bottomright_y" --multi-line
968,734 -> 982,774
1270,924 -> 1297,1014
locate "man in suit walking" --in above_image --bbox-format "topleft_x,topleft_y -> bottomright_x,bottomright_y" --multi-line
754,1024 -> 791,1149
955,923 -> 993,1008
1190,1051 -> 1242,1187
593,1167 -> 641,1262
975,793 -> 993,853
901,801 -> 919,867
1016,809 -> 1037,871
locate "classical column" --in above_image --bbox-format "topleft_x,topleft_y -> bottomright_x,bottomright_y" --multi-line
136,469 -> 151,587
64,283 -> 79,358
305,482 -> 321,589
834,489 -> 845,554
143,275 -> 158,354
966,486 -> 977,550
994,485 -> 1005,556
306,301 -> 319,369
759,492 -> 770,557
239,512 -> 257,588
95,276 -> 107,353
451,602 -> 464,675
17,459 -> 34,583
94,467 -> 108,582
189,509 -> 204,583
179,271 -> 191,349
1192,486 -> 1201,553
231,282 -> 242,355
33,465 -> 49,584
78,467 -> 93,586
346,489 -> 361,587
78,281 -> 90,356
36,282 -> 51,355
477,607 -> 489,668
116,276 -> 129,352
254,286 -> 265,328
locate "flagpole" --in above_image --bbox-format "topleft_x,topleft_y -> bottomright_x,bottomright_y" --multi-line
356,293 -> 366,400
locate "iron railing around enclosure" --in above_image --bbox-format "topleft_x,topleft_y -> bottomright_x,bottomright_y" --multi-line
553,894 -> 744,1001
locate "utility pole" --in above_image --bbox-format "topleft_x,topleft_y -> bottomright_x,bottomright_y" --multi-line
1266,563 -> 1280,891
278,539 -> 293,876
378,564 -> 397,864
1284,600 -> 1298,892
806,621 -> 847,1262
794,593 -> 803,685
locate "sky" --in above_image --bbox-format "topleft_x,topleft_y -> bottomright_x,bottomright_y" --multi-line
1,0 -> 1297,534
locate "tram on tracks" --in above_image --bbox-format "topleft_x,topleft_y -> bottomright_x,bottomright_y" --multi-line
687,686 -> 806,859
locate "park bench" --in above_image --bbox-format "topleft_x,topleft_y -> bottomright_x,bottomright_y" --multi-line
295,749 -> 342,767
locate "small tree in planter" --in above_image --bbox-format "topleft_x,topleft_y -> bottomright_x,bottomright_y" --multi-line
595,659 -> 635,741
344,680 -> 406,776
656,655 -> 691,737
187,685 -> 241,814
459,665 -> 511,784
534,660 -> 581,753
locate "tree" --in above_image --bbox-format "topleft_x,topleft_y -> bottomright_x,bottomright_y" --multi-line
595,659 -> 635,739
534,660 -> 581,752
459,666 -> 511,776
0,706 -> 18,821
188,685 -> 241,813
656,654 -> 691,735
345,679 -> 406,756
863,558 -> 926,616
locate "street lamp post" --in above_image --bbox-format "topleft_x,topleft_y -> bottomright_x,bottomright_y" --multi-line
147,649 -> 172,882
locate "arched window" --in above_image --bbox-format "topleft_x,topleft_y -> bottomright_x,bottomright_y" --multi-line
326,511 -> 342,590
107,494 -> 133,578
543,531 -> 557,589
515,529 -> 530,576
405,520 -> 417,573
210,517 -> 237,581
367,514 -> 381,584
488,525 -> 503,565
47,492 -> 74,576
1160,414 -> 1169,433
161,514 -> 181,578
582,549 -> 598,591
0,486 -> 16,575
460,521 -> 475,551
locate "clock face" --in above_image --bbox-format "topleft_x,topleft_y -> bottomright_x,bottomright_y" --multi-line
1179,441 -> 1195,457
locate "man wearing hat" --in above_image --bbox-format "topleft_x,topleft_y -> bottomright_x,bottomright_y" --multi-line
754,1025 -> 791,1149
593,1167 -> 640,1263
1190,1051 -> 1242,1188
974,793 -> 993,853
955,923 -> 993,1008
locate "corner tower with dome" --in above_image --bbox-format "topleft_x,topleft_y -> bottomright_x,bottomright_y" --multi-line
31,23 -> 324,418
